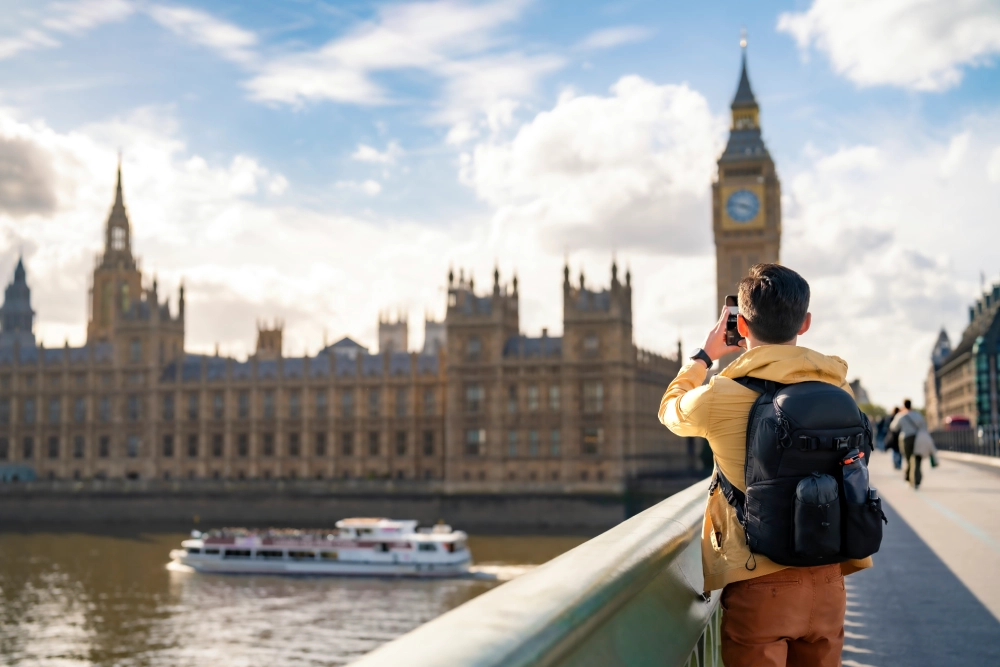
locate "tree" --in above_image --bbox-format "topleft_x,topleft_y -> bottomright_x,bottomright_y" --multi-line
858,403 -> 887,420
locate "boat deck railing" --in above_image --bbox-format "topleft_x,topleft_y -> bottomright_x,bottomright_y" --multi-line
351,477 -> 720,667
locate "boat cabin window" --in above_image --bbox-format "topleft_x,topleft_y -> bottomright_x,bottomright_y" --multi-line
358,528 -> 373,536
455,540 -> 467,552
418,543 -> 437,552
288,551 -> 315,561
224,549 -> 252,559
204,548 -> 220,555
187,547 -> 201,554
256,550 -> 284,559
377,543 -> 390,553
320,551 -> 338,561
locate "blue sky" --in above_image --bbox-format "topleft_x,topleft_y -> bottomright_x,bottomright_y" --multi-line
2,0 -> 1000,407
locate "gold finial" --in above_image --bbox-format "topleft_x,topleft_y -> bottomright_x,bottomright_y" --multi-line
740,28 -> 747,50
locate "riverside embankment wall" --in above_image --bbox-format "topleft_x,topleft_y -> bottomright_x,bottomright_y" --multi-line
0,477 -> 699,533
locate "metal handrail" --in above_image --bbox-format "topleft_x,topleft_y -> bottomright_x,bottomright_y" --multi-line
932,425 -> 1000,458
351,478 -> 719,667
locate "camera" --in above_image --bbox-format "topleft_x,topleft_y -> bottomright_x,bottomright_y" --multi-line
725,295 -> 744,347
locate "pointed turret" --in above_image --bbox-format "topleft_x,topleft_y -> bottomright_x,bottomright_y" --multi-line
731,40 -> 757,110
102,156 -> 135,267
0,255 -> 36,350
721,35 -> 769,160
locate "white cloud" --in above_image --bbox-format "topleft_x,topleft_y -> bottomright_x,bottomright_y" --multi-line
244,0 -> 560,128
575,26 -> 654,51
461,75 -> 724,254
777,0 -> 1000,91
43,0 -> 135,34
335,179 -> 382,196
939,131 -> 970,179
987,145 -> 1000,183
351,141 -> 403,165
146,3 -> 257,65
0,29 -> 59,62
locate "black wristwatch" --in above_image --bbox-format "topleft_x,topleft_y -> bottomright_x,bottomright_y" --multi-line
690,348 -> 713,369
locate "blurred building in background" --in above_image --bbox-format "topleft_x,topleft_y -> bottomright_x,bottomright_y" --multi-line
926,285 -> 1000,429
0,167 -> 686,491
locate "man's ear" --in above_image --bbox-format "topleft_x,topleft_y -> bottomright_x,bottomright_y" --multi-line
737,313 -> 751,337
797,312 -> 812,336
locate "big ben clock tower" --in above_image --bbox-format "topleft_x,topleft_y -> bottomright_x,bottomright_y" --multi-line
713,38 -> 781,313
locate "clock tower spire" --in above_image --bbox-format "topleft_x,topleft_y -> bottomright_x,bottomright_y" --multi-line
712,34 -> 781,314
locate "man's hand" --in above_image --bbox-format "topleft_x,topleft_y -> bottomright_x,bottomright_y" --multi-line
697,305 -> 746,364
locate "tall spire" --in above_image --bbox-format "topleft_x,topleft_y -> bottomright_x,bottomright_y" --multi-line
731,29 -> 757,110
114,151 -> 124,208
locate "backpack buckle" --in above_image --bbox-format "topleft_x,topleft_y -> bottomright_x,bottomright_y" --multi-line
798,435 -> 819,451
834,436 -> 851,450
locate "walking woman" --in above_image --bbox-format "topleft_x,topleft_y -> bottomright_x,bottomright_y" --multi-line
884,406 -> 902,469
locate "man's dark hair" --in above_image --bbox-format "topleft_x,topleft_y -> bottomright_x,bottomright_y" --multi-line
903,399 -> 912,410
738,263 -> 810,344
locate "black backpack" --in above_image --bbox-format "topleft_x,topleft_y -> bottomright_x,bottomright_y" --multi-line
713,378 -> 888,568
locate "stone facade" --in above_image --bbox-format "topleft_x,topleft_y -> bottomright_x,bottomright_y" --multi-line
927,285 -> 1000,429
0,166 -> 686,491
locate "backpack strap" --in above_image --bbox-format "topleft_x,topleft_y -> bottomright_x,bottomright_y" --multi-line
712,468 -> 746,526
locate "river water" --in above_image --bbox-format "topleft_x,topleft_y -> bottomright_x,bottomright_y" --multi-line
0,530 -> 587,666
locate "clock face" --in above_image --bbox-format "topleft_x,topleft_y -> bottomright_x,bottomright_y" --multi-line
726,189 -> 760,223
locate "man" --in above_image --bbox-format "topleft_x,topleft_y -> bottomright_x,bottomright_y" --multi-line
889,399 -> 927,488
658,264 -> 872,667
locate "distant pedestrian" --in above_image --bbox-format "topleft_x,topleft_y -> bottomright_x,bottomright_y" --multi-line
884,407 -> 902,469
890,400 -> 928,489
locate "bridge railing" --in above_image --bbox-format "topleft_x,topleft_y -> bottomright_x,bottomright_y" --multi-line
351,477 -> 720,667
932,425 -> 1000,458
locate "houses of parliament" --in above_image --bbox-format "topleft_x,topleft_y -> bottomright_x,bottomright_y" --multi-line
0,48 -> 779,491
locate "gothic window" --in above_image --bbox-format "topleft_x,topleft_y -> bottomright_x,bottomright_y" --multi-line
126,435 -> 140,458
73,436 -> 85,459
48,398 -> 60,424
341,432 -> 354,456
582,427 -> 603,455
368,431 -> 380,456
288,390 -> 301,418
111,226 -> 126,250
465,385 -> 484,413
527,385 -> 539,412
549,429 -> 561,457
0,398 -> 9,424
315,432 -> 327,457
549,385 -> 561,411
129,339 -> 141,363
341,390 -> 354,418
368,389 -> 380,417
98,397 -> 110,423
0,437 -> 7,460
187,434 -> 198,458
395,431 -> 407,456
263,390 -> 275,419
395,388 -> 407,417
262,433 -> 274,457
528,430 -> 539,457
47,436 -> 59,459
22,436 -> 33,459
73,397 -> 86,423
237,434 -> 248,458
465,428 -> 486,457
212,434 -> 223,458
583,382 -> 604,414
584,334 -> 599,356
467,337 -> 481,360
213,392 -> 224,419
289,433 -> 300,457
507,385 -> 517,413
126,394 -> 140,421
98,436 -> 109,458
238,391 -> 250,418
24,398 -> 36,425
162,394 -> 175,420
163,434 -> 174,458
187,392 -> 199,420
314,390 -> 327,417
422,431 -> 434,456
507,430 -> 517,457
423,388 -> 435,415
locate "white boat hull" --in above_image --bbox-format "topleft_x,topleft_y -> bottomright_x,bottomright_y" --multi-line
170,550 -> 471,578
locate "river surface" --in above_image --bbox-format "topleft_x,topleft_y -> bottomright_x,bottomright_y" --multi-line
0,530 -> 587,666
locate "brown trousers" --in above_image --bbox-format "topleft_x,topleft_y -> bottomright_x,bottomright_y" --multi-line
720,563 -> 846,667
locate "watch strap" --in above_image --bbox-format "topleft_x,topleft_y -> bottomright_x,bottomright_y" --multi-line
690,348 -> 713,369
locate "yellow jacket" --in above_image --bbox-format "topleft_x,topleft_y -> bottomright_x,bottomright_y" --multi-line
658,345 -> 873,592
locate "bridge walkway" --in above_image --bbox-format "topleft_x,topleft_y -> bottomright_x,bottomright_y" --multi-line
842,449 -> 1000,666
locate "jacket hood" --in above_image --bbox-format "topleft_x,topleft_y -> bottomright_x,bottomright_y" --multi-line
720,345 -> 849,387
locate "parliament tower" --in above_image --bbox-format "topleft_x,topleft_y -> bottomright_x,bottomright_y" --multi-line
712,39 -> 781,312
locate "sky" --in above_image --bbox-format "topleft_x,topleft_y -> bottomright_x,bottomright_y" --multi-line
1,0 -> 1000,409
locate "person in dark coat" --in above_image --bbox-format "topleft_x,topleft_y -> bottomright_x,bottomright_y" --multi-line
884,406 -> 901,469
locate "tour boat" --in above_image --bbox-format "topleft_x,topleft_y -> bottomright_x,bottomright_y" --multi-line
169,518 -> 472,577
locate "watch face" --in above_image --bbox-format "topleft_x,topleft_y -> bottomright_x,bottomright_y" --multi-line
726,189 -> 760,223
